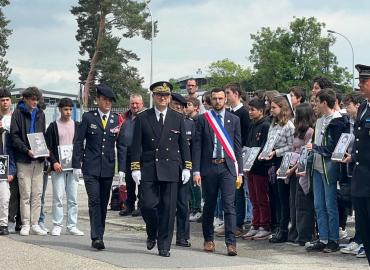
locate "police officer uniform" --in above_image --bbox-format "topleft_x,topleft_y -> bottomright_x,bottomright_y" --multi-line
130,82 -> 191,257
72,84 -> 124,250
171,93 -> 194,247
351,64 -> 370,265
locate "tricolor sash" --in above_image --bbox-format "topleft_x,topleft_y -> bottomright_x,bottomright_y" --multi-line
204,110 -> 239,176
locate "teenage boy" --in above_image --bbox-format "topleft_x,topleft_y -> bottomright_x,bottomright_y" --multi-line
10,87 -> 47,236
46,98 -> 84,236
306,89 -> 349,253
242,99 -> 272,240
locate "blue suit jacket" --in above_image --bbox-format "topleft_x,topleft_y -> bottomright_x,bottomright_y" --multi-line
192,110 -> 242,177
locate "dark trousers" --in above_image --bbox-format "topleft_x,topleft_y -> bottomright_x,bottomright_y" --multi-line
277,179 -> 290,232
202,163 -> 236,246
125,156 -> 139,210
338,198 -> 351,230
352,196 -> 370,265
235,178 -> 246,228
83,174 -> 113,240
176,181 -> 190,241
8,176 -> 21,225
288,174 -> 315,243
190,176 -> 202,212
248,173 -> 271,230
139,181 -> 178,251
269,181 -> 280,231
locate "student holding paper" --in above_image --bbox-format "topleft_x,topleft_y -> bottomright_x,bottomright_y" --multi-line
10,87 -> 46,236
46,98 -> 83,237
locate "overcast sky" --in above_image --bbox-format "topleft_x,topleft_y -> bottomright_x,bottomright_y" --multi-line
4,0 -> 370,95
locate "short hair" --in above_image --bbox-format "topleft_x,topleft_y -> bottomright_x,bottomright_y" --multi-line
224,82 -> 242,96
186,78 -> 197,86
313,76 -> 333,89
343,92 -> 365,105
289,86 -> 306,103
58,98 -> 73,108
211,87 -> 225,95
202,91 -> 211,106
316,88 -> 336,109
185,96 -> 200,108
130,93 -> 143,101
0,88 -> 11,98
22,87 -> 42,100
248,98 -> 265,111
253,89 -> 266,100
265,90 -> 280,102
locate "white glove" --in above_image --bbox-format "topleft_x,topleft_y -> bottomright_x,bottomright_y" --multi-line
118,171 -> 125,184
181,169 -> 191,185
73,169 -> 82,182
132,170 -> 141,186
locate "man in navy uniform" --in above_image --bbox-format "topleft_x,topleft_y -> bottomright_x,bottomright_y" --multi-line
343,64 -> 370,264
130,81 -> 191,257
192,87 -> 243,256
170,93 -> 194,248
72,84 -> 124,250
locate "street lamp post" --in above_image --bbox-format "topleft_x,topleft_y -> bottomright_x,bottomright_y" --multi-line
327,29 -> 355,91
145,0 -> 154,107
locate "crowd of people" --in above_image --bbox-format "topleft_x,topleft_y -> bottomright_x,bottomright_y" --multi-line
0,64 -> 369,264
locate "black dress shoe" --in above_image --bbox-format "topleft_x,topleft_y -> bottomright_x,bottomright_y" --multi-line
146,239 -> 156,250
0,226 -> 9,235
176,239 -> 191,247
119,208 -> 133,216
131,209 -> 141,217
158,249 -> 170,257
91,239 -> 105,250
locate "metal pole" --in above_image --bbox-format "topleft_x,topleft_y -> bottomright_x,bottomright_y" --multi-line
327,30 -> 355,91
145,0 -> 154,107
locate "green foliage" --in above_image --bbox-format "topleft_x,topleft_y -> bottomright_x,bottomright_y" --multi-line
249,17 -> 351,93
206,58 -> 252,89
169,78 -> 181,93
71,0 -> 156,106
0,0 -> 14,90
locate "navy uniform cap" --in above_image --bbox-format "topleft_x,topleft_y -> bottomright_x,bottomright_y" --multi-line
150,81 -> 173,94
171,93 -> 187,107
96,84 -> 116,102
355,64 -> 370,80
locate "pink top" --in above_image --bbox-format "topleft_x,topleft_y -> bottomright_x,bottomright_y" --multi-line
56,119 -> 75,145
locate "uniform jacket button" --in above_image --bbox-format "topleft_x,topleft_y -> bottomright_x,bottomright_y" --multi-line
356,138 -> 359,142
356,162 -> 359,165
169,138 -> 172,140
358,127 -> 361,130
152,138 -> 155,141
102,152 -> 104,155
166,158 -> 169,161
104,132 -> 106,134
355,150 -> 358,153
156,148 -> 158,151
155,158 -> 158,162
166,148 -> 169,151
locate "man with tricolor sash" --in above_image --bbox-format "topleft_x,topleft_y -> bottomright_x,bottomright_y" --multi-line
192,87 -> 243,256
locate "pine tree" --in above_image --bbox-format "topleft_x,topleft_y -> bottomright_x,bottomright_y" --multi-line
0,0 -> 14,90
71,0 -> 156,107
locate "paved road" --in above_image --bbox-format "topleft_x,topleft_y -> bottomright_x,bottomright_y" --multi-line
2,179 -> 369,270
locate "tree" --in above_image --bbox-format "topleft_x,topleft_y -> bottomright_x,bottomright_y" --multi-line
0,0 -> 14,90
249,17 -> 351,93
71,0 -> 157,107
206,58 -> 252,89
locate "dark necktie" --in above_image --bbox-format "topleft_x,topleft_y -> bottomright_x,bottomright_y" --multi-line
159,113 -> 164,131
215,114 -> 223,159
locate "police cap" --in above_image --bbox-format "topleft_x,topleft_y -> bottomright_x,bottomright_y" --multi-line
355,64 -> 370,80
96,84 -> 116,102
150,81 -> 173,94
171,93 -> 187,107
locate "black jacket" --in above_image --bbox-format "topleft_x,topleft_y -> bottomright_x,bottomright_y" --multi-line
45,120 -> 79,171
10,100 -> 46,163
130,108 -> 192,182
229,106 -> 251,147
245,116 -> 271,176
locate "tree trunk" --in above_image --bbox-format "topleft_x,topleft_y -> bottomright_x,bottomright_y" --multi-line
83,12 -> 106,107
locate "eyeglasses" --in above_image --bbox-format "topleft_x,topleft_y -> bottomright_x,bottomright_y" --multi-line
154,93 -> 170,98
187,85 -> 196,87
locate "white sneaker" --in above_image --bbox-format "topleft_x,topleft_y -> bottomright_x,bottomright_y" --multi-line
253,227 -> 271,240
67,227 -> 84,236
356,245 -> 366,258
190,212 -> 202,222
214,224 -> 224,233
242,226 -> 259,239
31,225 -> 47,236
20,225 -> 30,236
51,226 -> 62,236
8,222 -> 16,234
213,218 -> 224,228
340,241 -> 361,255
38,223 -> 49,234
339,228 -> 348,239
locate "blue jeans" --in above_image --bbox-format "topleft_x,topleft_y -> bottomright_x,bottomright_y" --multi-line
38,173 -> 48,224
243,176 -> 253,222
313,170 -> 339,241
51,171 -> 78,229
